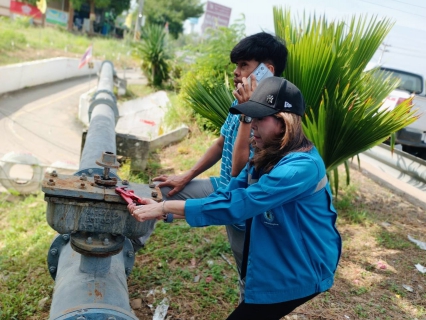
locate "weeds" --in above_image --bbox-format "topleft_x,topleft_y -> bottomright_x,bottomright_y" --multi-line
376,230 -> 413,250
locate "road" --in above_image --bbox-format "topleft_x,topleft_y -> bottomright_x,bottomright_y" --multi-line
0,76 -> 96,168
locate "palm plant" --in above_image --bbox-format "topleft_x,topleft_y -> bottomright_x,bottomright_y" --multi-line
184,9 -> 418,192
134,24 -> 169,87
273,8 -> 418,190
184,75 -> 235,129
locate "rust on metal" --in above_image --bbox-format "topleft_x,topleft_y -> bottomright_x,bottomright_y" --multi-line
95,151 -> 120,169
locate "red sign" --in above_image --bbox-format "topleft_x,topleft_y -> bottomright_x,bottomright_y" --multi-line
201,1 -> 231,33
10,1 -> 42,19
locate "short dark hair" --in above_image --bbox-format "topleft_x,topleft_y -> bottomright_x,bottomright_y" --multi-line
230,32 -> 288,76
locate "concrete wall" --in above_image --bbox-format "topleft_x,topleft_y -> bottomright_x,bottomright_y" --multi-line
0,57 -> 101,95
0,0 -> 10,16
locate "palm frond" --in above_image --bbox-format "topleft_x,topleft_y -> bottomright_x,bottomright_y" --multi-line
183,78 -> 234,129
274,9 -> 419,176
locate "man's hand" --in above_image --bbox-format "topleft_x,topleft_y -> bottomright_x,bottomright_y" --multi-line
233,74 -> 257,104
152,174 -> 191,197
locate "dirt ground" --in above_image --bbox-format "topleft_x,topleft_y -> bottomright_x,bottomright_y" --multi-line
126,147 -> 426,320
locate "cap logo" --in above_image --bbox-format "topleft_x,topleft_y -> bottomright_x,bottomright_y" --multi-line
284,101 -> 292,109
266,95 -> 274,104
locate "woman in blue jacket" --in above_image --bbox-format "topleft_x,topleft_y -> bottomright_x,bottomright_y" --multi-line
128,77 -> 342,320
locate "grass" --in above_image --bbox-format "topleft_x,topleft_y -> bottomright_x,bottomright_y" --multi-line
0,193 -> 55,319
0,16 -> 138,69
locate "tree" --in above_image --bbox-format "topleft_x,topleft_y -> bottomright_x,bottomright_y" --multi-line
144,0 -> 204,39
67,0 -> 131,32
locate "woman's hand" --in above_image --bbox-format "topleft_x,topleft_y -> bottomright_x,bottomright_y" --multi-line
127,198 -> 163,222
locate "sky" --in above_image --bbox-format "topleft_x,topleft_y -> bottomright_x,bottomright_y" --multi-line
184,0 -> 426,80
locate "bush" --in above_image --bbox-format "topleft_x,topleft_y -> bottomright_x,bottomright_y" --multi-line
134,24 -> 170,87
177,19 -> 246,131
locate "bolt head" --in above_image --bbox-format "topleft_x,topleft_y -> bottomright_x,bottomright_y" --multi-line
101,151 -> 117,165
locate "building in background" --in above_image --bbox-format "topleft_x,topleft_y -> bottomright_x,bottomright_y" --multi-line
201,0 -> 231,34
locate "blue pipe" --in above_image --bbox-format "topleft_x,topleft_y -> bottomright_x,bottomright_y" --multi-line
47,61 -> 144,320
49,236 -> 137,320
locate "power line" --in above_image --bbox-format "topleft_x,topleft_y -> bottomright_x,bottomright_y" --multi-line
389,45 -> 426,54
386,49 -> 426,59
388,0 -> 426,9
358,0 -> 426,19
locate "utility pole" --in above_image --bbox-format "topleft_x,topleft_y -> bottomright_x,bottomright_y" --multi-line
378,42 -> 391,64
133,0 -> 144,41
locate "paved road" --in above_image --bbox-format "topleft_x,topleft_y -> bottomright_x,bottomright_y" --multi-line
0,76 -> 97,168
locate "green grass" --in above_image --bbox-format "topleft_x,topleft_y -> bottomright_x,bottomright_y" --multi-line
0,16 -> 137,68
0,193 -> 54,319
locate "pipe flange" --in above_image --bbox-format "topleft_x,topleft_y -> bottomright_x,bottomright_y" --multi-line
123,237 -> 135,277
90,89 -> 117,104
74,168 -> 120,179
47,233 -> 70,280
70,231 -> 125,257
53,305 -> 138,320
88,98 -> 119,124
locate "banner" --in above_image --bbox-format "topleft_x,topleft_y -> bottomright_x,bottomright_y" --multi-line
78,45 -> 93,69
10,0 -> 42,19
46,8 -> 68,27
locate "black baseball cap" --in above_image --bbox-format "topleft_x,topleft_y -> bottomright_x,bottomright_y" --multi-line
230,77 -> 305,117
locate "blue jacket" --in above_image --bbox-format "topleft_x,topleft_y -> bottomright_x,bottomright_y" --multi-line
185,147 -> 342,304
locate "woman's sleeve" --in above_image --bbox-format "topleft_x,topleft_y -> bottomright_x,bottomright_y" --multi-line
185,154 -> 322,227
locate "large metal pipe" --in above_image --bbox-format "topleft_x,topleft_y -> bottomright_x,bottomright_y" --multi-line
46,61 -> 142,320
49,235 -> 136,320
80,61 -> 117,171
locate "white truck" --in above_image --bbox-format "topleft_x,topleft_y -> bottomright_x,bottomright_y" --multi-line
378,66 -> 426,160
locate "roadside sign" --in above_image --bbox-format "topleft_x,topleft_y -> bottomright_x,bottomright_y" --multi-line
10,0 -> 42,19
201,1 -> 231,33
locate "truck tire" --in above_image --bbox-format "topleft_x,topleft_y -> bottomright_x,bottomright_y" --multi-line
0,152 -> 43,195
